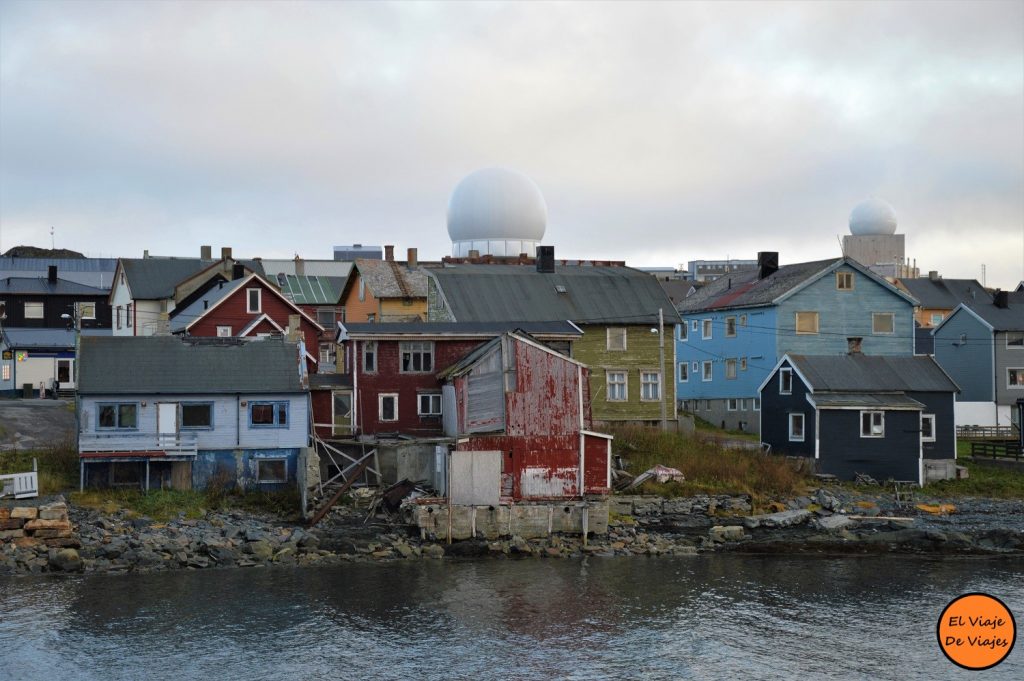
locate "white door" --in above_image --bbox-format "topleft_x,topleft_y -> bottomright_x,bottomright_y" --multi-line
157,403 -> 178,446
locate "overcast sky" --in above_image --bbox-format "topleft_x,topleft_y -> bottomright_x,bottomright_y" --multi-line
1,1 -> 1022,286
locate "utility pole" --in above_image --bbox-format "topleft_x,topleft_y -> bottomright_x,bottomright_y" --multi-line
659,308 -> 667,430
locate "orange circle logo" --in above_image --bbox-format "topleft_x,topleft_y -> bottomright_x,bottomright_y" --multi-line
937,593 -> 1016,670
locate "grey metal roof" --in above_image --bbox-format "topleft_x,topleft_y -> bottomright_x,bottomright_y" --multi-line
808,393 -> 926,410
430,264 -> 682,325
0,277 -> 109,296
277,274 -> 344,305
168,278 -> 247,333
1,327 -> 111,349
898,278 -> 990,309
959,293 -> 1024,332
788,354 -> 959,393
0,257 -> 119,273
677,259 -> 837,312
339,320 -> 582,339
120,258 -> 267,300
353,259 -> 428,299
78,336 -> 304,394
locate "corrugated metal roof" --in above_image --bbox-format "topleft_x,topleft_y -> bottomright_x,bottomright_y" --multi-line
789,354 -> 959,393
898,278 -> 990,309
168,279 -> 247,333
355,259 -> 428,299
0,277 -> 109,296
430,264 -> 682,325
78,336 -> 304,394
0,257 -> 119,273
120,258 -> 267,300
258,260 -> 353,278
277,274 -> 344,305
808,393 -> 925,410
340,320 -> 582,339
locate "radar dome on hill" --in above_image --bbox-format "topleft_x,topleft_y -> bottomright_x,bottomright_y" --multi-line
447,167 -> 547,257
849,198 -> 898,236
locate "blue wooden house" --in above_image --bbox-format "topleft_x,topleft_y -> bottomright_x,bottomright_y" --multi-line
675,253 -> 917,433
932,290 -> 1024,428
77,335 -> 309,491
759,353 -> 959,484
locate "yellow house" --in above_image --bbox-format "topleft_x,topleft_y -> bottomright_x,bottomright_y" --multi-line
896,275 -> 990,328
340,249 -> 428,323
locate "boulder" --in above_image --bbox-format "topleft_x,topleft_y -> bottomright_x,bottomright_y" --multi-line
10,507 -> 38,520
422,544 -> 446,559
248,540 -> 274,561
814,515 -> 856,532
49,548 -> 83,572
743,509 -> 811,529
709,525 -> 746,542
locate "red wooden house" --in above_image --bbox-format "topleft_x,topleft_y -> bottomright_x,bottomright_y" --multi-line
169,273 -> 325,372
438,332 -> 612,499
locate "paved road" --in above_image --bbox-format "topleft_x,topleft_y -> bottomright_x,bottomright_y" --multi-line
0,399 -> 76,452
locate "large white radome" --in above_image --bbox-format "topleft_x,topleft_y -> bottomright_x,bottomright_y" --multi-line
849,198 -> 898,236
447,168 -> 547,257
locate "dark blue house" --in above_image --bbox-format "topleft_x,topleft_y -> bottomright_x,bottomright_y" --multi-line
759,351 -> 959,484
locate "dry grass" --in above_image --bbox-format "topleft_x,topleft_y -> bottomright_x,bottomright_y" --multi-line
609,424 -> 810,502
0,436 -> 79,494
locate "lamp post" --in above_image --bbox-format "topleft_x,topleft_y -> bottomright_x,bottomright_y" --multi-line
61,307 -> 82,490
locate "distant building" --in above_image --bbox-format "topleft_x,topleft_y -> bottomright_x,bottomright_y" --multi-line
686,259 -> 757,282
842,199 -> 918,279
333,245 -> 382,261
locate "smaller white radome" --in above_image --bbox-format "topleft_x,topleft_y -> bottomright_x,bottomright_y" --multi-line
849,198 -> 898,236
447,168 -> 548,244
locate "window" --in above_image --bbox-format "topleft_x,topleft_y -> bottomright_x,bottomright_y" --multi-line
400,341 -> 434,372
366,313 -> 376,323
358,278 -> 366,302
701,399 -> 709,411
678,362 -> 689,382
725,359 -> 737,379
789,413 -> 805,442
702,319 -> 713,339
606,327 -> 627,351
250,402 -> 288,427
795,311 -> 819,334
739,314 -> 747,327
333,392 -> 352,420
930,313 -> 945,326
1,364 -> 9,381
24,302 -> 43,319
727,399 -> 738,412
740,398 -> 748,411
779,367 -> 792,394
861,411 -> 884,437
257,459 -> 287,483
872,313 -> 895,335
126,303 -> 132,327
692,361 -> 698,372
740,357 -> 747,371
317,308 -> 336,327
319,343 -> 334,365
418,393 -> 442,416
363,342 -> 377,373
921,414 -> 936,442
702,360 -> 713,382
640,371 -> 661,401
116,306 -> 122,329
1007,333 -> 1024,349
836,272 -> 854,290
181,403 -> 213,429
217,326 -> 232,337
98,403 -> 138,430
607,371 -> 627,401
691,320 -> 699,332
678,324 -> 688,341
753,398 -> 760,411
77,302 -> 96,320
1008,369 -> 1024,388
247,288 -> 262,313
379,393 -> 398,421
725,316 -> 737,337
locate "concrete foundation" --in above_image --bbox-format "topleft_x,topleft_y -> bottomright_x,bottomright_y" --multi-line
407,499 -> 609,540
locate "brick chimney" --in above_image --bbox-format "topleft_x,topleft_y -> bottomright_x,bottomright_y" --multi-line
47,265 -> 57,284
201,245 -> 212,260
221,247 -> 232,261
384,245 -> 394,262
407,248 -> 418,269
995,290 -> 1009,309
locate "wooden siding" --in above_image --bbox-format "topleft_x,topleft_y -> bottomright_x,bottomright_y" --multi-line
341,271 -> 382,323
818,409 -> 921,482
994,331 -> 1024,407
379,297 -> 427,321
909,391 -> 956,460
778,264 -> 915,357
0,293 -> 112,329
574,324 -> 675,422
934,311 -> 993,402
677,307 -> 777,401
759,360 -> 815,458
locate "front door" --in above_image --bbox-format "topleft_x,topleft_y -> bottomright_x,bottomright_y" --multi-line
157,403 -> 178,447
57,360 -> 73,389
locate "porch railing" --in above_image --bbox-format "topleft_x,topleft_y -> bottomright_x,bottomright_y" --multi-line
79,432 -> 199,457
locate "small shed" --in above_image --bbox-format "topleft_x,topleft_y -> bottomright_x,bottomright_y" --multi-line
759,352 -> 959,485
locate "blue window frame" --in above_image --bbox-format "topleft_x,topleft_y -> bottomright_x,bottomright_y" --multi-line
249,401 -> 289,428
97,402 -> 139,430
181,402 -> 214,430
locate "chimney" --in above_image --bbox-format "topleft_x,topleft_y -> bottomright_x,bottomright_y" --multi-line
407,248 -> 418,269
294,254 -> 305,276
201,245 -> 212,260
847,337 -> 863,354
47,265 -> 57,284
384,245 -> 394,262
143,249 -> 149,258
757,252 -> 779,280
929,270 -> 939,281
232,263 -> 245,280
536,245 -> 555,274
221,247 -> 233,261
995,290 -> 1009,309
287,314 -> 302,342
468,249 -> 480,259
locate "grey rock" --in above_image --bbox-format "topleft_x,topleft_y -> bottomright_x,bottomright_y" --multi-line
814,515 -> 856,532
49,548 -> 83,572
422,544 -> 446,559
709,525 -> 746,542
743,509 -> 811,529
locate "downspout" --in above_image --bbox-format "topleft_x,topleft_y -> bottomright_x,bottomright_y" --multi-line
353,341 -> 359,435
577,364 -> 584,498
236,393 -> 241,446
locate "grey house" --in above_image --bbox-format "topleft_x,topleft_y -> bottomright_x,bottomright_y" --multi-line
933,290 -> 1024,428
759,352 -> 959,484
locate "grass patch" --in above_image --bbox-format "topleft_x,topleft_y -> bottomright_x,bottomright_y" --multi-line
0,437 -> 78,494
925,460 -> 1024,499
690,414 -> 760,442
69,487 -> 302,522
609,424 -> 809,502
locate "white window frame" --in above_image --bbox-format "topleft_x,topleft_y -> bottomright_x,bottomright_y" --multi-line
216,325 -> 232,337
779,367 -> 792,395
930,313 -> 945,327
379,393 -> 399,422
247,288 -> 262,313
678,362 -> 689,382
740,398 -> 748,411
921,413 -> 936,442
678,324 -> 688,341
23,301 -> 43,319
640,371 -> 661,401
417,393 -> 442,417
860,411 -> 885,438
702,360 -> 713,382
1008,368 -> 1024,389
692,361 -> 698,372
872,312 -> 895,335
789,413 -> 805,442
2,363 -> 10,381
753,398 -> 761,411
727,399 -> 738,412
739,314 -> 747,327
358,278 -> 366,302
115,305 -> 122,330
725,316 -> 736,337
702,319 -> 713,340
77,302 -> 97,320
606,371 -> 627,401
740,357 -> 747,371
725,358 -> 737,380
256,458 -> 288,483
319,343 -> 334,365
606,327 -> 627,351
1006,332 -> 1024,349
400,341 -> 434,373
363,341 -> 377,373
691,320 -> 699,332
795,311 -> 819,335
836,271 -> 854,291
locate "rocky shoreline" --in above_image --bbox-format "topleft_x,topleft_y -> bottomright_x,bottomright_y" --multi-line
2,487 -> 1023,576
